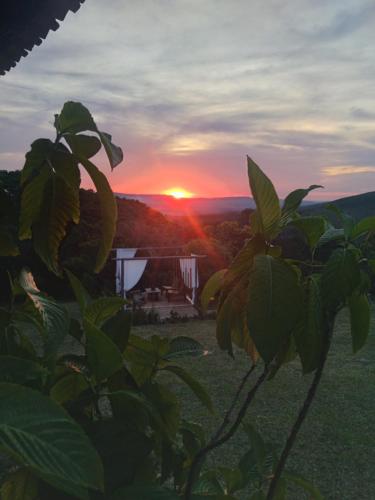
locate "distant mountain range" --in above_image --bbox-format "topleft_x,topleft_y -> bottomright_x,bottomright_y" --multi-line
301,191 -> 375,221
116,193 -> 317,216
115,193 -> 256,215
116,191 -> 375,219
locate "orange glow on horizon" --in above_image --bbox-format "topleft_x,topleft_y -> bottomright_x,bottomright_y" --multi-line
163,187 -> 194,199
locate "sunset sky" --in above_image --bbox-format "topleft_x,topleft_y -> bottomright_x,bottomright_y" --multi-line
1,0 -> 375,200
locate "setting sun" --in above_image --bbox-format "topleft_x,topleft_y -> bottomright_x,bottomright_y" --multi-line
163,188 -> 193,199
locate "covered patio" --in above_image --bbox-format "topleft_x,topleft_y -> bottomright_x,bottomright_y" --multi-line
113,246 -> 205,318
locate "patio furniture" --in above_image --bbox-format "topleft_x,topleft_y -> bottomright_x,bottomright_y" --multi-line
145,287 -> 161,301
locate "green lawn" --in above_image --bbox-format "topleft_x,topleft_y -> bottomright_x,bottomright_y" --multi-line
133,309 -> 375,500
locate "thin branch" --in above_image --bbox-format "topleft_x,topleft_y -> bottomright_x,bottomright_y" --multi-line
211,363 -> 256,443
266,331 -> 332,499
184,365 -> 269,500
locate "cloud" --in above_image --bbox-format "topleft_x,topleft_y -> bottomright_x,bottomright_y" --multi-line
1,0 -> 375,198
322,165 -> 375,176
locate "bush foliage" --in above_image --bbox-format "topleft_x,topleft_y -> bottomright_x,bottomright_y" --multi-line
0,103 -> 374,499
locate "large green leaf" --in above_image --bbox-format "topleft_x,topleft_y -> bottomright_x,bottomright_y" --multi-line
64,134 -> 101,159
247,255 -> 303,363
349,293 -> 370,353
20,138 -> 54,185
200,269 -> 227,311
65,269 -> 92,312
79,157 -> 117,272
31,156 -> 80,273
98,131 -> 124,170
1,468 -> 39,500
55,101 -> 96,135
291,216 -> 328,249
294,276 -> 324,373
102,309 -> 132,352
350,215 -> 375,240
90,419 -> 153,494
317,227 -> 344,247
50,372 -> 89,405
84,319 -> 123,381
142,382 -> 180,439
19,144 -> 81,271
162,365 -> 214,413
164,336 -> 206,359
321,247 -> 361,311
247,156 -> 281,238
85,297 -> 126,327
19,269 -> 69,356
282,185 -> 323,222
222,236 -> 265,294
0,383 -> 103,498
19,166 -> 50,240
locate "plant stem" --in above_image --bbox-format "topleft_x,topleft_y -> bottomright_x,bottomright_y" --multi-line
184,365 -> 268,500
211,364 -> 256,442
266,332 -> 332,500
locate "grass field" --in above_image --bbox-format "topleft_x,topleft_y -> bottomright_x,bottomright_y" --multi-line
134,309 -> 375,500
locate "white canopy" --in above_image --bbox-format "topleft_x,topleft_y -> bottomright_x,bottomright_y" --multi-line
179,257 -> 199,289
115,248 -> 148,296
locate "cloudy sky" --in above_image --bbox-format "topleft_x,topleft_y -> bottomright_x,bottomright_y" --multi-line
1,0 -> 375,199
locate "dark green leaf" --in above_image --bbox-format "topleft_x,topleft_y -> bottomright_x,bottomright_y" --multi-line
142,382 -> 180,439
32,159 -> 80,273
321,247 -> 361,310
50,372 -> 89,404
20,138 -> 54,185
0,383 -> 103,498
247,255 -> 303,363
247,156 -> 281,238
78,157 -> 117,272
55,102 -> 96,135
291,216 -> 327,249
85,297 -> 126,327
19,269 -> 69,357
349,293 -> 370,353
162,365 -> 214,413
282,185 -> 323,218
200,269 -> 227,311
317,227 -> 344,247
84,319 -> 123,381
90,419 -> 153,494
19,166 -> 50,240
64,134 -> 101,159
165,336 -> 206,359
98,131 -> 123,170
350,215 -> 375,240
325,204 -> 355,238
65,269 -> 92,312
102,309 -> 132,352
109,390 -> 152,431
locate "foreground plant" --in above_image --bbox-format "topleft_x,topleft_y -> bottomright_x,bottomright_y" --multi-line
0,103 -> 214,499
187,156 -> 374,499
1,104 -> 373,498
